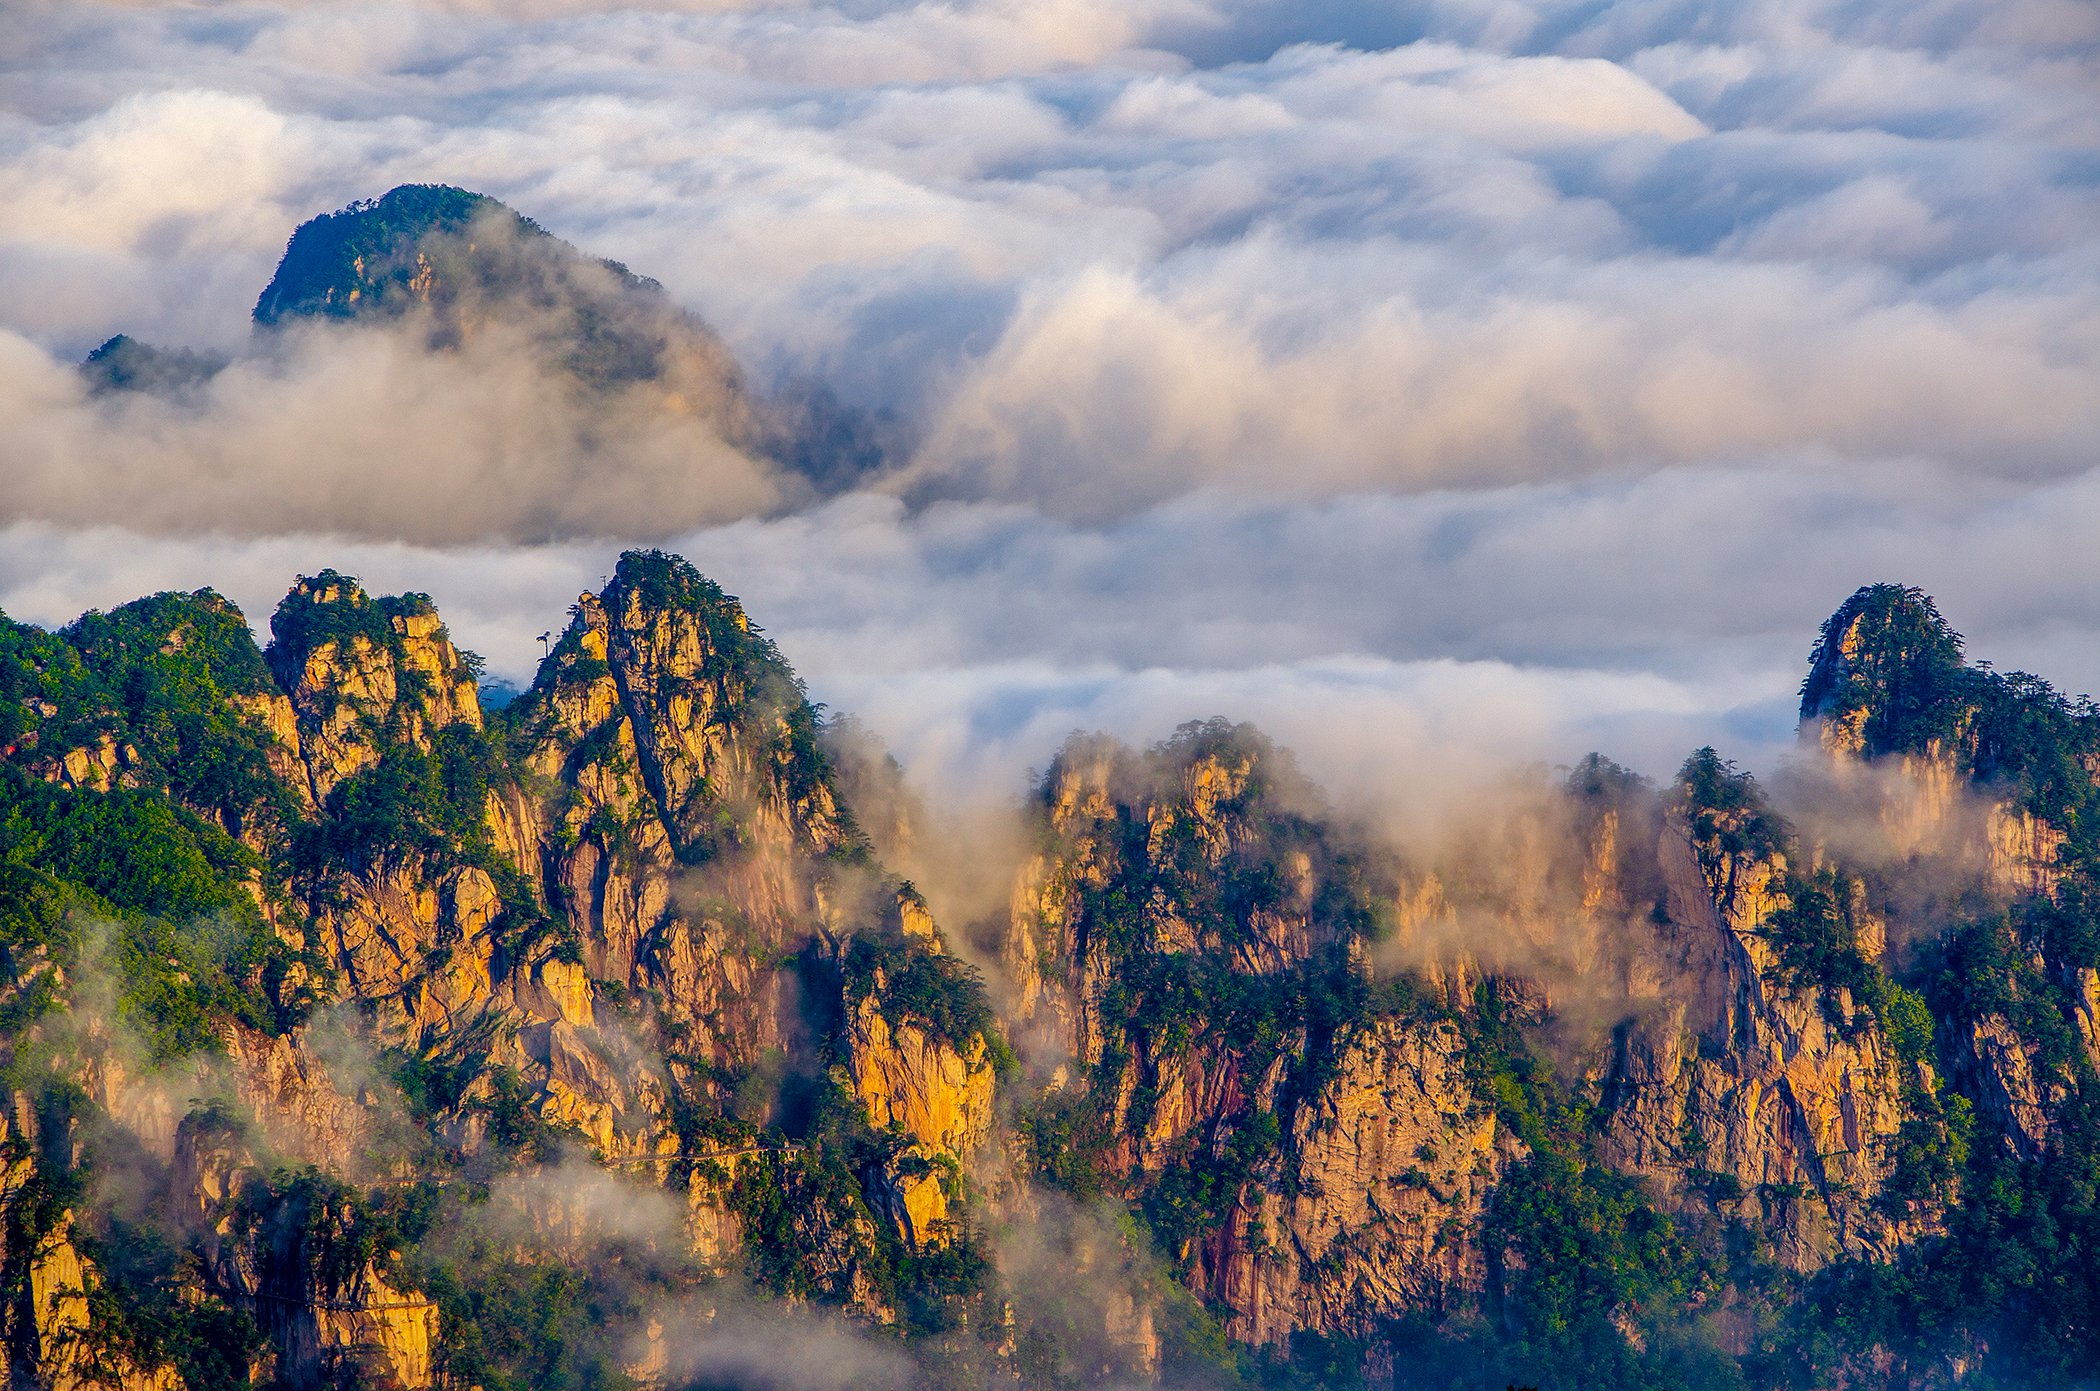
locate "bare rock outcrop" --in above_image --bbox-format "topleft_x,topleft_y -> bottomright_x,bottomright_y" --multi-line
1198,1017 -> 1509,1344
177,1116 -> 438,1391
845,984 -> 996,1246
999,725 -> 1510,1345
1599,805 -> 1925,1270
267,573 -> 483,807
516,556 -> 855,1097
0,1100 -> 182,1390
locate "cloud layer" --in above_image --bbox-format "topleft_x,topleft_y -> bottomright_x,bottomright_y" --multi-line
2,0 -> 2096,809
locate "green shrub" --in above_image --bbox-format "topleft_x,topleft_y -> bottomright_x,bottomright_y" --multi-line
841,931 -> 997,1053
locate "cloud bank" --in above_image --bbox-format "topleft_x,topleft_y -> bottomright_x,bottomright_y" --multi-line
2,0 -> 2096,809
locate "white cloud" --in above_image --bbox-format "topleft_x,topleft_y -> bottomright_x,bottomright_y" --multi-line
906,237 -> 2099,512
9,448 -> 2100,822
2,0 -> 2096,808
0,320 -> 784,543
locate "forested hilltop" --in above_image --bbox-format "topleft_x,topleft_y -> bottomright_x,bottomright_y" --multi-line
2,557 -> 2097,1391
84,183 -> 895,501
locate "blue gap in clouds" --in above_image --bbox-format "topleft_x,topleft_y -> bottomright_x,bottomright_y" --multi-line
1146,1 -> 1435,70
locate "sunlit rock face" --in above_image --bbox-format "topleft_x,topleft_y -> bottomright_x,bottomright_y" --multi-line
998,723 -> 1518,1345
1202,1015 -> 1509,1344
1796,583 -> 2100,1174
267,572 -> 485,807
0,539 -> 1020,1383
1595,792 -> 1926,1271
254,550 -> 999,1208
4,554 -> 2099,1386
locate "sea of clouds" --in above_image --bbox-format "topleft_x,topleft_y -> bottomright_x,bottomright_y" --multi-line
2,0 -> 2096,820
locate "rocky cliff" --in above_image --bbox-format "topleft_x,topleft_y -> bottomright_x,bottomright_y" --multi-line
999,723 -> 1513,1348
0,551 -> 1003,1388
2,570 -> 2097,1389
1594,764 -> 1933,1271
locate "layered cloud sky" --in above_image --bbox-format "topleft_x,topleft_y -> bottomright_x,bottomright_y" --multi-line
3,0 -> 2097,819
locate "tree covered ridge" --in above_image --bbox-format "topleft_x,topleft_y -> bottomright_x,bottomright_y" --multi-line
248,184 -> 701,393
87,183 -> 912,502
253,185 -> 543,325
1803,583 -> 2100,840
254,185 -> 493,321
1800,583 -> 1970,752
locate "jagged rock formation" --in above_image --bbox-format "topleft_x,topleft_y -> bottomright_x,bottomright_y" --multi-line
1800,585 -> 2100,1153
1594,772 -> 1927,1270
519,561 -> 848,1075
174,1115 -> 437,1390
1002,723 -> 1512,1346
1215,1015 -> 1505,1341
0,551 -> 1001,1387
3,567 -> 2099,1389
266,572 -> 484,806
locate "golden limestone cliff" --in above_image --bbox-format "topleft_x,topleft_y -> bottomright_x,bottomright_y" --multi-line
845,984 -> 995,1244
1778,737 -> 2069,1166
269,553 -> 994,1205
264,573 -> 516,1051
1005,734 -> 1330,1072
1000,725 -> 1514,1347
517,567 -> 850,1084
1198,1017 -> 1507,1344
1,1090 -> 431,1391
0,1041 -> 440,1389
266,574 -> 484,808
0,1100 -> 177,1391
1801,588 -> 2068,902
175,1117 -> 436,1391
0,551 -> 1012,1387
1595,798 -> 1924,1271
9,568 -> 2100,1387
1796,585 -> 2095,1176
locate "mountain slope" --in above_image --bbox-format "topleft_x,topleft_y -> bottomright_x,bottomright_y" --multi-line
250,184 -> 748,410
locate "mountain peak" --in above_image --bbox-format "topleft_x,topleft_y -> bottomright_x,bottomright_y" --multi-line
252,184 -> 519,325
1799,582 -> 1969,756
606,548 -> 748,623
265,570 -> 441,685
87,185 -> 893,500
79,333 -> 224,395
250,183 -> 726,402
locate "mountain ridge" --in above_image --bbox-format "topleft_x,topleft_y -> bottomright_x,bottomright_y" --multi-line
3,564 -> 2097,1389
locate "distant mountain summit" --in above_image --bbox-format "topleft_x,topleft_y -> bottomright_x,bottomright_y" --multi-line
1800,582 -> 1971,757
252,184 -> 522,325
251,183 -> 746,404
79,183 -> 896,495
78,332 -> 224,396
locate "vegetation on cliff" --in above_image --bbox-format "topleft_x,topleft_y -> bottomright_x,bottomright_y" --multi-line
2,565 -> 2099,1390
